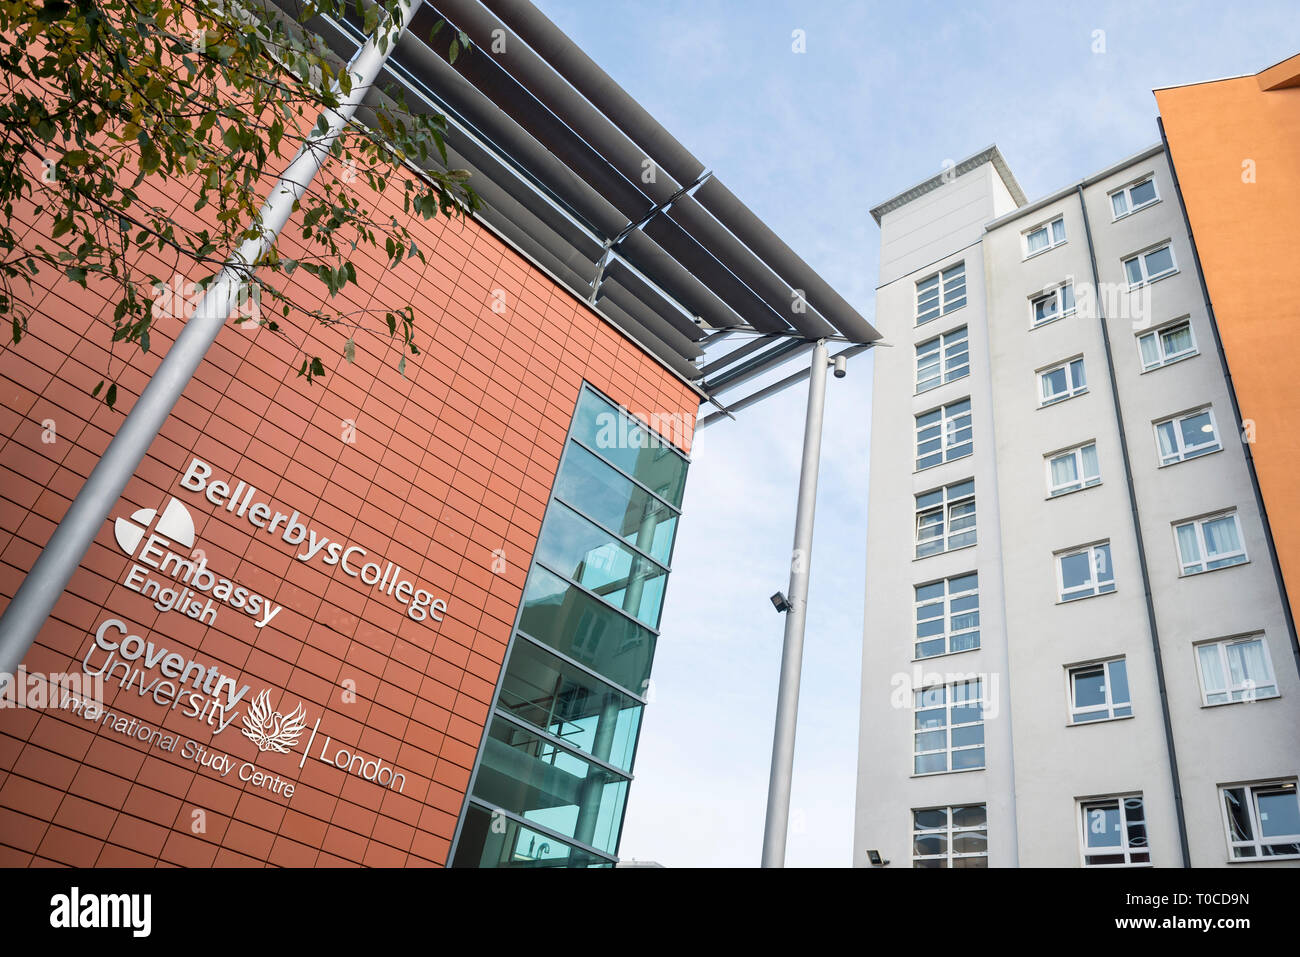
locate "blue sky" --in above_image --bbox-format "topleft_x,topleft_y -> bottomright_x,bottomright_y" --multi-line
533,0 -> 1300,866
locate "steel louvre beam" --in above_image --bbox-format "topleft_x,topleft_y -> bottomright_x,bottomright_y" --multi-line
389,31 -> 630,239
704,338 -> 814,395
666,194 -> 835,340
594,296 -> 704,381
598,278 -> 704,359
414,4 -> 657,223
478,0 -> 705,187
602,260 -> 704,342
618,231 -> 744,331
696,177 -> 879,343
700,333 -> 780,376
641,215 -> 789,335
431,0 -> 683,209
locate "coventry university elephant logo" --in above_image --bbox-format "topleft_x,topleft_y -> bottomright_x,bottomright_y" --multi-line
241,690 -> 308,753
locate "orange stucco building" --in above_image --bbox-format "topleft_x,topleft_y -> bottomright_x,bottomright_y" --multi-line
1156,52 -> 1300,637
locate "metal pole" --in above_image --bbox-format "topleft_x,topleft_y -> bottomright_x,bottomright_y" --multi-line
0,0 -> 424,688
761,338 -> 828,867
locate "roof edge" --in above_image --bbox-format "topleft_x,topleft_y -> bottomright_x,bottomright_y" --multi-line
869,145 -> 1027,225
983,142 -> 1165,232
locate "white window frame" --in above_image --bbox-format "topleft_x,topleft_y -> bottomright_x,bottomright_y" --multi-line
913,679 -> 984,776
1154,406 -> 1221,466
1030,281 -> 1076,328
1056,541 -> 1115,602
915,399 -> 973,471
1137,317 -> 1197,372
915,481 -> 976,558
911,805 -> 989,868
1194,634 -> 1280,706
1123,242 -> 1178,288
913,573 -> 980,660
1079,795 -> 1150,867
1038,356 -> 1087,407
1109,175 -> 1160,220
915,326 -> 969,394
1174,510 -> 1248,575
1219,781 -> 1300,861
915,262 -> 967,326
1023,215 -> 1067,258
1067,658 -> 1132,724
1045,442 -> 1101,497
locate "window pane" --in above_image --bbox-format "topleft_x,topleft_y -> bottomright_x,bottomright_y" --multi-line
914,808 -> 947,830
452,804 -> 613,868
1042,367 -> 1067,399
1176,523 -> 1201,568
1202,516 -> 1241,559
1161,324 -> 1193,357
1061,552 -> 1092,591
951,748 -> 984,770
1080,444 -> 1100,480
1139,332 -> 1160,368
474,718 -> 630,854
1145,246 -> 1174,277
1180,412 -> 1215,452
1256,788 -> 1300,840
1027,228 -> 1047,253
1084,804 -> 1121,848
1125,258 -> 1143,285
1050,452 -> 1079,490
555,442 -> 679,564
1130,179 -> 1157,206
536,505 -> 668,628
1156,421 -> 1179,461
1112,192 -> 1128,217
1052,218 -> 1066,243
498,640 -> 643,771
953,805 -> 986,828
571,390 -> 688,506
1198,644 -> 1227,697
1073,668 -> 1107,709
1110,660 -> 1130,707
519,566 -> 657,693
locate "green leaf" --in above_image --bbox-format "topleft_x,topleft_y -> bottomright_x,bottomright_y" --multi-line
105,383 -> 117,409
92,380 -> 104,398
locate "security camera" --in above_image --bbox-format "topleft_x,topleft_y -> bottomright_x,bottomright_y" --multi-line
833,355 -> 847,378
770,591 -> 791,613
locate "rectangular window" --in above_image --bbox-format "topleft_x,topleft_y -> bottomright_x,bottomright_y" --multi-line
914,679 -> 984,775
915,326 -> 969,393
1039,357 -> 1087,406
1080,796 -> 1149,866
1195,635 -> 1279,705
916,262 -> 967,325
1025,215 -> 1067,256
915,399 -> 973,470
1155,407 -> 1221,465
1123,243 -> 1177,287
1057,542 -> 1115,601
1221,782 -> 1300,859
1110,176 -> 1159,219
1138,318 -> 1197,371
912,805 -> 988,868
915,480 -> 976,558
1068,658 -> 1132,723
914,573 -> 980,659
1031,282 -> 1076,327
1046,442 -> 1100,496
1175,511 -> 1248,575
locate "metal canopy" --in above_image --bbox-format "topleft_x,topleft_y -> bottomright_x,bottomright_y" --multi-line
265,0 -> 879,410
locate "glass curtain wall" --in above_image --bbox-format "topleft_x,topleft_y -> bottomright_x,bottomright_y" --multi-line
451,385 -> 690,867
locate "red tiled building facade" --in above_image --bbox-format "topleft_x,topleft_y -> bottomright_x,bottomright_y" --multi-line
0,159 -> 697,866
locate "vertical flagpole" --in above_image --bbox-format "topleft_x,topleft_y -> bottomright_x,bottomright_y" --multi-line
761,338 -> 828,867
0,0 -> 424,688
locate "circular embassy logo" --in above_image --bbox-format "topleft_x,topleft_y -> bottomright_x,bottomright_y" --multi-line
114,497 -> 195,556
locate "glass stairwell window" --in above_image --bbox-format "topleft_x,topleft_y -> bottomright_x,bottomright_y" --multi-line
915,480 -> 976,558
915,399 -> 973,470
915,327 -> 969,393
452,384 -> 689,868
916,262 -> 966,325
914,573 -> 979,659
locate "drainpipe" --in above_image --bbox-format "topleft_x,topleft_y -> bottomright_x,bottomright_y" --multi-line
1076,184 -> 1191,867
0,0 -> 426,687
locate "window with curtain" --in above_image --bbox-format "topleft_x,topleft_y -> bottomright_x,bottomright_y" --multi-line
1196,635 -> 1278,705
1047,442 -> 1100,496
1175,511 -> 1247,574
1138,319 -> 1197,371
1024,216 -> 1066,257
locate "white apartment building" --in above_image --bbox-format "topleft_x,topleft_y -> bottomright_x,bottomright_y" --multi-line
854,145 -> 1300,868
